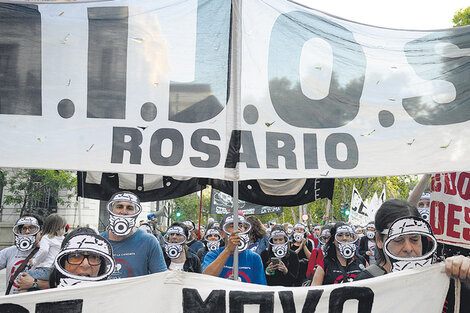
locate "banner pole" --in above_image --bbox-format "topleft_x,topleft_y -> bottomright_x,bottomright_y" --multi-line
233,181 -> 239,281
198,188 -> 203,240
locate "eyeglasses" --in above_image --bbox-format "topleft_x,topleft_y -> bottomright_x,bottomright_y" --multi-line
21,226 -> 38,233
66,253 -> 102,266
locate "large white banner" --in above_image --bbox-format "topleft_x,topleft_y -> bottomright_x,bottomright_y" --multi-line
0,265 -> 450,313
1,0 -> 469,180
430,172 -> 470,249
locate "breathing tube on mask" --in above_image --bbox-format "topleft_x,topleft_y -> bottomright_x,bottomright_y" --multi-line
13,217 -> 40,252
335,225 -> 358,259
107,192 -> 142,237
268,229 -> 289,258
164,226 -> 187,259
204,228 -> 222,251
222,214 -> 252,252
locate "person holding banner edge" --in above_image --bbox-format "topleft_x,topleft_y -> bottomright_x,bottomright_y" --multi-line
202,213 -> 266,285
354,199 -> 470,312
49,227 -> 115,288
1,214 -> 45,294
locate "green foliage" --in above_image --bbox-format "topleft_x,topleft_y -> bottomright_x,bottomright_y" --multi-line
453,7 -> 470,27
0,169 -> 6,187
171,188 -> 210,225
2,168 -> 76,217
169,176 -> 417,227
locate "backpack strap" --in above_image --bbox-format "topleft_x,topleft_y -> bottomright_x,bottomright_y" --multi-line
6,247 -> 39,295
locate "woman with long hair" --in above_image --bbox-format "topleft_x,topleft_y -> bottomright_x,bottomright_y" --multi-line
247,216 -> 269,255
260,225 -> 299,286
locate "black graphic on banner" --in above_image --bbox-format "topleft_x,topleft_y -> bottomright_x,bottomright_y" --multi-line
268,11 -> 366,129
77,172 -> 206,202
0,299 -> 83,313
169,0 -> 230,123
210,178 -> 334,206
210,189 -> 283,215
87,7 -> 129,119
0,4 -> 41,116
404,28 -> 470,125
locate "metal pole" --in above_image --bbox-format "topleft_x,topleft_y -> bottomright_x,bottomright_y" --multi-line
325,199 -> 331,223
233,181 -> 239,281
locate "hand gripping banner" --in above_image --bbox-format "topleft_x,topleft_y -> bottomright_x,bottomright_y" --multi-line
0,264 -> 450,313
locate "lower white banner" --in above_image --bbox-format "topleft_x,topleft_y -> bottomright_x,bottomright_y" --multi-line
0,264 -> 450,313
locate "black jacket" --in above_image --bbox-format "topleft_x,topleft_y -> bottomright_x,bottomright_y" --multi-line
359,236 -> 374,263
260,249 -> 299,287
164,249 -> 202,273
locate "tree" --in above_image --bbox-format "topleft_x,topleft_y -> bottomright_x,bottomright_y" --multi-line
240,175 -> 417,226
453,7 -> 470,27
2,168 -> 76,218
171,188 -> 211,226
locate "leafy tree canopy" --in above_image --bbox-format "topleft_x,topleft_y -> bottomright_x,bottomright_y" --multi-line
453,7 -> 470,27
2,168 -> 76,218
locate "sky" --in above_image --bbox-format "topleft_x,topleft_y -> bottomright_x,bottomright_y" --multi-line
295,0 -> 469,30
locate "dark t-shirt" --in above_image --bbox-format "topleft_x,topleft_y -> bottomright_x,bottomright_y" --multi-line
321,256 -> 366,285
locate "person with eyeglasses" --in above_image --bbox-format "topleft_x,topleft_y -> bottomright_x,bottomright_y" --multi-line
49,227 -> 115,288
0,214 -> 44,294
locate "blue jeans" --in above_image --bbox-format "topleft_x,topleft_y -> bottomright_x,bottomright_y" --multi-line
26,267 -> 52,281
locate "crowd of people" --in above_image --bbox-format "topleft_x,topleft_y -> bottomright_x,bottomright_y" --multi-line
1,190 -> 469,310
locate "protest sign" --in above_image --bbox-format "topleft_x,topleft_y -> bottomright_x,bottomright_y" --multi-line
430,172 -> 470,249
0,265 -> 449,313
0,0 -> 469,179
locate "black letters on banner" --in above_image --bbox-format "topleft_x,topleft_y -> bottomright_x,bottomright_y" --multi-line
304,134 -> 319,169
266,132 -> 297,169
224,130 -> 260,169
182,289 -> 226,313
404,28 -> 470,125
149,128 -> 184,166
329,286 -> 374,313
168,0 -> 230,123
190,129 -> 221,168
324,133 -> 358,169
0,4 -> 42,116
278,289 -> 324,313
0,303 -> 29,313
36,300 -> 83,313
229,291 -> 275,313
0,300 -> 83,313
278,291 -> 296,313
268,11 -> 366,129
301,289 -> 324,313
111,127 -> 143,164
87,7 -> 128,119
